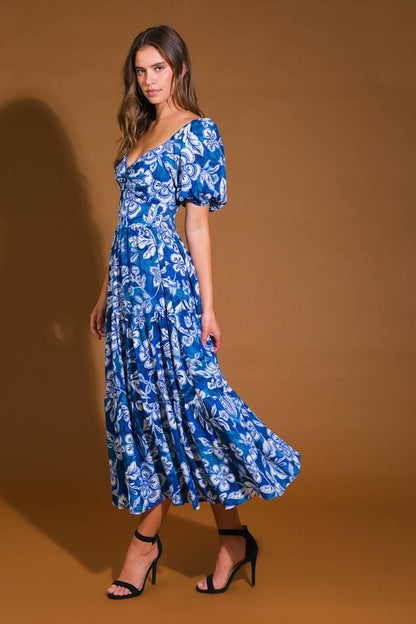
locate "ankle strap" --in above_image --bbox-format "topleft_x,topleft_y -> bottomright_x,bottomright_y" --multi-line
218,524 -> 247,536
134,528 -> 158,543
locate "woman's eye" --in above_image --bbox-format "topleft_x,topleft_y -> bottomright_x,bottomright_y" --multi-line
136,66 -> 163,75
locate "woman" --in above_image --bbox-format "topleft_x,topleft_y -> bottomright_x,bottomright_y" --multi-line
90,24 -> 301,599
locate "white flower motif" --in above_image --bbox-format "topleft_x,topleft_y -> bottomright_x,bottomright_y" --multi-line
210,463 -> 235,492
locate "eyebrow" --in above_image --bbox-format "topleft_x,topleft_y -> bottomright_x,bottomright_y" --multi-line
135,61 -> 165,69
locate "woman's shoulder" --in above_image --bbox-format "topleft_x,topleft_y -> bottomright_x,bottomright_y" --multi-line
178,116 -> 226,166
184,116 -> 223,141
188,116 -> 218,128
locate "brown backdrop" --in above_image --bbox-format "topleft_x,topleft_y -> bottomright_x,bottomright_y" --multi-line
0,1 -> 414,622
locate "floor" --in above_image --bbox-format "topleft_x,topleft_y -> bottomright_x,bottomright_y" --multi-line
1,486 -> 414,624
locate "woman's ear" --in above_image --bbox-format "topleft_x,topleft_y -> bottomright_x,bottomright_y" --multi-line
181,62 -> 188,77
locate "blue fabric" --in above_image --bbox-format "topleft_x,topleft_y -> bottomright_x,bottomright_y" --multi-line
104,117 -> 301,514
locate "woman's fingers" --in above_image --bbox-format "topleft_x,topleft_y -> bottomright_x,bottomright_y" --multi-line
90,309 -> 104,339
211,332 -> 221,353
97,312 -> 106,337
90,311 -> 99,339
201,328 -> 221,353
200,328 -> 208,346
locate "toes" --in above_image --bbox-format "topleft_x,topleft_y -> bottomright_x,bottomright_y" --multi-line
107,584 -> 132,597
197,578 -> 207,590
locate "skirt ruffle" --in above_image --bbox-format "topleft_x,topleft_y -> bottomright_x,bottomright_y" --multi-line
104,226 -> 301,514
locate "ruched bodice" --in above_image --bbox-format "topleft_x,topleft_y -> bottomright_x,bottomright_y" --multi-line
114,117 -> 227,231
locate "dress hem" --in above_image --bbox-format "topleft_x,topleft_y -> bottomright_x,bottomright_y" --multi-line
110,473 -> 300,515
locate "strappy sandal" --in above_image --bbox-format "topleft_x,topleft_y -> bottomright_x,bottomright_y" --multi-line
106,528 -> 162,600
195,524 -> 258,593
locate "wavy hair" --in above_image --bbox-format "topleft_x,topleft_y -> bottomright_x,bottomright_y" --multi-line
114,24 -> 205,168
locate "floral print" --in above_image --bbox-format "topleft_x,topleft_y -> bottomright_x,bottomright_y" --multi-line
104,117 -> 301,514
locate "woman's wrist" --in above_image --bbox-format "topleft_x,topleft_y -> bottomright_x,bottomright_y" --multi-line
100,275 -> 108,297
201,305 -> 215,316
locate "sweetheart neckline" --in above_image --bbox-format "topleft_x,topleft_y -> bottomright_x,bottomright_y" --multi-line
125,117 -> 211,170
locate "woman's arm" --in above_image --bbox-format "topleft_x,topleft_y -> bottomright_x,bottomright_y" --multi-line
98,272 -> 108,301
184,202 -> 221,353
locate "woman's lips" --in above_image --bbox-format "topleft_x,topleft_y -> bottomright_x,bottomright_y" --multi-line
148,90 -> 159,95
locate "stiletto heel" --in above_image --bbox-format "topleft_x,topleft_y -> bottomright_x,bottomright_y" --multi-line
151,559 -> 157,584
251,557 -> 256,586
195,524 -> 258,594
107,528 -> 162,600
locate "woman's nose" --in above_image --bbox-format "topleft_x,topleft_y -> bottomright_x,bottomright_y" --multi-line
145,72 -> 156,86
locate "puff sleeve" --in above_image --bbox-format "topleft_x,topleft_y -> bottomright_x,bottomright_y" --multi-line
177,118 -> 227,212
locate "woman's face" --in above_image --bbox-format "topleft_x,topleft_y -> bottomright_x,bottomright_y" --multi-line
134,45 -> 175,105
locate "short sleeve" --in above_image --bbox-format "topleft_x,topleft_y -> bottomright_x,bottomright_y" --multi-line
177,118 -> 227,212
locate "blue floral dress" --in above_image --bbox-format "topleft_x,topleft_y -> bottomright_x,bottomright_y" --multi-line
104,117 -> 301,514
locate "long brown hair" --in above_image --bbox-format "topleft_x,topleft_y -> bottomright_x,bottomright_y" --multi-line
114,24 -> 205,168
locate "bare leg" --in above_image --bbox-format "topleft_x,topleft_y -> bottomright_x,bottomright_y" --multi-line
196,503 -> 247,590
107,497 -> 172,597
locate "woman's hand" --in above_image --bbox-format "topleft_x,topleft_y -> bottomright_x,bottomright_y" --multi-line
201,309 -> 221,354
90,294 -> 107,340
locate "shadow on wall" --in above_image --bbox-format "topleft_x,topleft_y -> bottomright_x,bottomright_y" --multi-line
0,97 -> 123,570
0,98 -> 276,581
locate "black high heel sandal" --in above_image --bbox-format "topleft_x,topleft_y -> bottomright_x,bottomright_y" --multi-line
106,528 -> 162,600
195,524 -> 258,593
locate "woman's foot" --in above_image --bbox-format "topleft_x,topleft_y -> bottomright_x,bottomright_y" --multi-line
107,533 -> 159,597
196,528 -> 246,591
